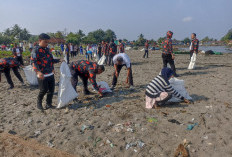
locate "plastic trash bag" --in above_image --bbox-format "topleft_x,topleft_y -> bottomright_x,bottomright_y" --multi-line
188,53 -> 197,70
140,48 -> 145,51
168,78 -> 192,102
23,65 -> 38,85
125,47 -> 131,50
57,62 -> 78,108
92,81 -> 112,93
98,55 -> 106,65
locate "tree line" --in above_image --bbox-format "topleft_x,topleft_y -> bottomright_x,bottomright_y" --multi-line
0,24 -> 231,46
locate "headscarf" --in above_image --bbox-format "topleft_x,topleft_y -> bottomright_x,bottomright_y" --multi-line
167,31 -> 173,38
161,67 -> 174,82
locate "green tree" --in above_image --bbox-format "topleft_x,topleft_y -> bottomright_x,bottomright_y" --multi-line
135,34 -> 146,46
104,29 -> 116,42
182,37 -> 191,44
54,31 -> 64,39
221,28 -> 232,41
157,37 -> 165,45
66,32 -> 82,45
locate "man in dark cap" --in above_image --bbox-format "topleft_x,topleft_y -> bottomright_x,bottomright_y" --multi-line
162,31 -> 179,77
31,33 -> 60,110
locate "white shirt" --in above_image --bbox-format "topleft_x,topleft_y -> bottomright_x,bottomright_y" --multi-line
113,53 -> 131,68
16,48 -> 21,56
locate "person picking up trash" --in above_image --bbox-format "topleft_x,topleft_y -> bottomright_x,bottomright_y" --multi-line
31,33 -> 60,110
0,57 -> 24,89
145,67 -> 190,109
69,60 -> 105,97
111,53 -> 133,90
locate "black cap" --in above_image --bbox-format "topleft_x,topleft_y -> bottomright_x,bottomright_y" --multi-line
38,33 -> 50,40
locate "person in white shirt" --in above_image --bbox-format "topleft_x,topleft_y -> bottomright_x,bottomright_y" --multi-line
111,53 -> 133,90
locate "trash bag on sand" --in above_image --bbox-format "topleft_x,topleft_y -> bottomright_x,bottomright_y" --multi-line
98,55 -> 106,65
92,81 -> 112,93
23,65 -> 38,85
168,78 -> 192,102
188,53 -> 197,70
57,62 -> 78,108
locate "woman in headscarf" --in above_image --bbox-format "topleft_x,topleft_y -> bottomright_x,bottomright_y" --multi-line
145,67 -> 190,109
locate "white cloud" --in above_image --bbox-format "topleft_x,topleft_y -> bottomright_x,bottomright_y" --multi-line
182,17 -> 193,22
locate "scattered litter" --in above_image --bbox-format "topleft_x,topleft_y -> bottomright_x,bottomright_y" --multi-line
105,104 -> 111,107
205,105 -> 213,109
127,128 -> 134,133
137,140 -> 145,148
34,130 -> 41,136
8,130 -> 17,135
186,123 -> 198,130
224,102 -> 231,108
126,140 -> 145,150
174,144 -> 189,157
168,119 -> 181,125
148,118 -> 158,123
203,136 -> 208,140
134,149 -> 138,152
135,124 -> 141,128
208,143 -> 213,146
110,143 -> 114,148
191,118 -> 195,122
114,124 -> 124,132
81,125 -> 94,132
47,141 -> 54,148
180,110 -> 187,113
161,112 -> 169,117
108,121 -> 113,126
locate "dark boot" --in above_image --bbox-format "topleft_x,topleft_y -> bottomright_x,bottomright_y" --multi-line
45,104 -> 55,110
83,89 -> 91,95
37,100 -> 43,110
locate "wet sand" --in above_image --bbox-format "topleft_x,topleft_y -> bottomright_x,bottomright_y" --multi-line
0,50 -> 232,157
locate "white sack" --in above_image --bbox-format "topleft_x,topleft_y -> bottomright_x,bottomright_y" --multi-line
57,62 -> 78,108
98,55 -> 106,65
140,48 -> 145,51
125,47 -> 131,50
168,78 -> 192,102
23,65 -> 38,85
188,53 -> 197,70
92,81 -> 112,93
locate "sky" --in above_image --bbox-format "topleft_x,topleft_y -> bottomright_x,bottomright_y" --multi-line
0,0 -> 231,41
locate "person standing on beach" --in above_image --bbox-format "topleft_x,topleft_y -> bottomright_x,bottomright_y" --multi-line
12,43 -> 24,66
69,60 -> 104,97
143,40 -> 149,58
108,39 -> 117,66
97,43 -> 102,61
31,33 -> 60,110
190,33 -> 199,59
0,57 -> 24,89
118,39 -> 125,53
162,31 -> 179,77
111,53 -> 133,90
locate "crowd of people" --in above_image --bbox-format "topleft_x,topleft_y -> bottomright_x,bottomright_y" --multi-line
0,31 -> 199,110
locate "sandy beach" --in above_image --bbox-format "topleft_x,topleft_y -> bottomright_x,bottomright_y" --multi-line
0,50 -> 232,157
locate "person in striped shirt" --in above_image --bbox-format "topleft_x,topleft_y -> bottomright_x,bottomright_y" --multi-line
145,67 -> 190,109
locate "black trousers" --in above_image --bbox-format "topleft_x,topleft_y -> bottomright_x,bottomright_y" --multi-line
108,53 -> 115,66
37,75 -> 55,105
69,65 -> 89,92
15,56 -> 24,65
105,55 -> 109,65
190,51 -> 194,59
143,50 -> 149,58
162,53 -> 177,75
112,64 -> 133,86
3,67 -> 24,87
67,52 -> 70,64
